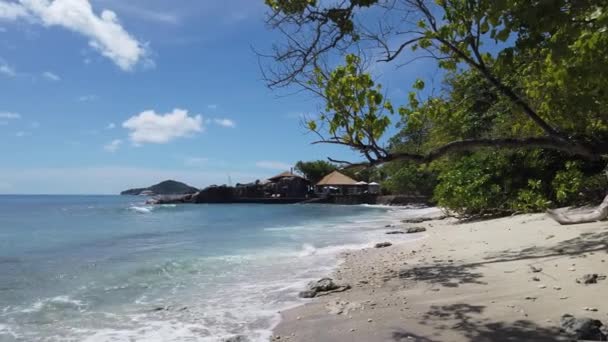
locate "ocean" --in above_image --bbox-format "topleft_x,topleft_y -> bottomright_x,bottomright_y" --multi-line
0,195 -> 425,341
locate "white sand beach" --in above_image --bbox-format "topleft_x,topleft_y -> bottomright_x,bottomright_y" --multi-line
272,211 -> 608,341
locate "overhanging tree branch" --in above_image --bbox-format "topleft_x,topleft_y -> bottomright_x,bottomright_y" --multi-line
324,137 -> 600,169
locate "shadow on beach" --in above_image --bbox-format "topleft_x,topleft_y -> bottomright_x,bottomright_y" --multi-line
391,304 -> 567,342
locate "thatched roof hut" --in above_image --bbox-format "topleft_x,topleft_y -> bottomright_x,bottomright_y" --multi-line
316,171 -> 358,186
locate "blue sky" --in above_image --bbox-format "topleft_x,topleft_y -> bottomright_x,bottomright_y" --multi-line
0,0 -> 435,194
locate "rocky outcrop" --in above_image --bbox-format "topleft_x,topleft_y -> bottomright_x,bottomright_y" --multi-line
405,227 -> 427,234
560,314 -> 607,340
299,278 -> 350,298
193,185 -> 236,203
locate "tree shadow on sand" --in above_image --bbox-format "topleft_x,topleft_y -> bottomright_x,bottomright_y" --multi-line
397,230 -> 608,289
390,304 -> 569,342
483,230 -> 608,264
398,263 -> 487,288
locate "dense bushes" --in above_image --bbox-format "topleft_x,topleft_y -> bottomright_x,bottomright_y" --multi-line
431,151 -> 606,217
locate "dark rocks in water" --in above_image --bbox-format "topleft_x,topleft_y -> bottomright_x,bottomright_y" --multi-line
577,274 -> 606,284
224,336 -> 248,342
560,314 -> 607,341
309,278 -> 338,292
298,278 -> 350,298
385,224 -> 395,228
298,290 -> 317,299
121,180 -> 198,196
375,242 -> 393,248
405,227 -> 427,234
386,231 -> 406,235
401,216 -> 445,224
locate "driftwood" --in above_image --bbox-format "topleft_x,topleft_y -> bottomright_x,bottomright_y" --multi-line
547,194 -> 608,225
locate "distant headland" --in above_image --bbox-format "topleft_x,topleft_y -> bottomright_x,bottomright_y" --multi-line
120,180 -> 199,196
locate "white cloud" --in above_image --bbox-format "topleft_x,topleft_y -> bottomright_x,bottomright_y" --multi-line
15,131 -> 30,137
0,62 -> 16,77
0,0 -> 148,71
123,108 -> 203,145
0,1 -> 28,20
207,104 -> 218,110
255,161 -> 292,171
0,111 -> 21,119
213,118 -> 236,128
103,138 -> 122,152
106,122 -> 116,129
42,71 -> 60,81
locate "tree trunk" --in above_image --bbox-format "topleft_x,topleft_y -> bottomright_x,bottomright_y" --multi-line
547,194 -> 608,225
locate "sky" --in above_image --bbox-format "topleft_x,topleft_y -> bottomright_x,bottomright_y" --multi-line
0,0 -> 436,194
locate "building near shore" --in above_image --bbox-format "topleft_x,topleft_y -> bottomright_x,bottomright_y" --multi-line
265,171 -> 311,198
315,171 -> 361,195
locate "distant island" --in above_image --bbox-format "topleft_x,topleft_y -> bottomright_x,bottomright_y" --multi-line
120,180 -> 199,196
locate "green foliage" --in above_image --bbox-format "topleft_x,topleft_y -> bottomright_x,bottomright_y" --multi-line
512,180 -> 552,213
267,0 -> 608,216
294,160 -> 337,183
434,153 -> 511,216
309,54 -> 392,147
552,162 -> 584,205
381,162 -> 437,197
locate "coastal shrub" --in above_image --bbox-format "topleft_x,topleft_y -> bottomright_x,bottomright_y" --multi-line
381,161 -> 437,197
552,162 -> 584,205
433,152 -> 511,216
511,180 -> 552,213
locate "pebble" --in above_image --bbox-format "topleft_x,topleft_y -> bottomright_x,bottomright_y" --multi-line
553,286 -> 562,290
538,285 -> 547,289
560,296 -> 569,300
367,318 -> 373,323
584,307 -> 599,312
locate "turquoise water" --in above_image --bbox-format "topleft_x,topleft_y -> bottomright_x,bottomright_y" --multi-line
0,195 -> 411,341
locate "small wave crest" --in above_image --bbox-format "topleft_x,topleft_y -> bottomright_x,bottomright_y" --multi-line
16,295 -> 87,315
128,206 -> 154,214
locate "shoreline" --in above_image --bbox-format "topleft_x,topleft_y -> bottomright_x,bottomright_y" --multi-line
271,211 -> 608,341
250,205 -> 444,342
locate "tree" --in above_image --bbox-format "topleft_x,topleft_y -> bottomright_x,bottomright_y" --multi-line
264,0 -> 608,222
294,160 -> 338,183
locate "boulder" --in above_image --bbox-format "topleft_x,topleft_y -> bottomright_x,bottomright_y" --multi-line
375,242 -> 393,248
298,278 -> 350,298
405,227 -> 427,234
309,278 -> 338,292
560,314 -> 607,341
